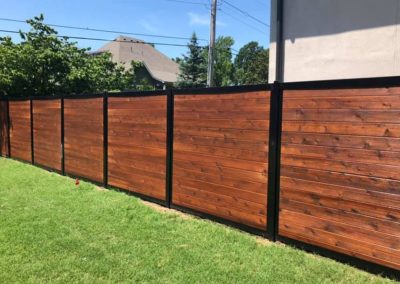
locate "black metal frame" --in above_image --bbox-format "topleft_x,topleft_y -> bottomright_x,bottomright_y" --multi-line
172,84 -> 270,95
165,90 -> 174,208
266,81 -> 283,241
30,99 -> 34,164
6,98 -> 11,158
61,96 -> 65,175
103,94 -> 108,188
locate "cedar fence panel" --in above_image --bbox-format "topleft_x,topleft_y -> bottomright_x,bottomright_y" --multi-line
108,94 -> 167,201
9,100 -> 31,163
1,78 -> 400,278
172,90 -> 270,231
33,99 -> 62,171
0,100 -> 8,157
64,97 -> 104,183
279,87 -> 400,271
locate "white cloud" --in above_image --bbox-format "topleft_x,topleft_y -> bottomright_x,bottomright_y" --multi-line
188,12 -> 209,26
187,12 -> 227,27
140,20 -> 158,33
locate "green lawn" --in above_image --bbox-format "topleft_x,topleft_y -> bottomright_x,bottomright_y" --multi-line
0,158 -> 395,283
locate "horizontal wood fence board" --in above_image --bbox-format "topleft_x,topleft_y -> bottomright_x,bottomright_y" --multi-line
64,98 -> 103,183
172,91 -> 270,230
33,100 -> 61,171
279,87 -> 400,270
108,96 -> 167,201
9,100 -> 31,162
0,101 -> 8,157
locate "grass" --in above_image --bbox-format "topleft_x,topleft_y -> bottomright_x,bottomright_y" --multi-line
0,158 -> 396,284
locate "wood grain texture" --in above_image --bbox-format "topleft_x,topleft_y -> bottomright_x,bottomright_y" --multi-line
64,98 -> 103,182
280,88 -> 400,270
172,91 -> 270,230
108,96 -> 167,200
9,100 -> 31,162
33,100 -> 61,171
0,101 -> 8,157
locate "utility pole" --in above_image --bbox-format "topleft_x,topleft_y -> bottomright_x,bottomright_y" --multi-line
207,0 -> 217,87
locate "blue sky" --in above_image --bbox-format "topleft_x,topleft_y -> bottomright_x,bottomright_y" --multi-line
0,0 -> 270,59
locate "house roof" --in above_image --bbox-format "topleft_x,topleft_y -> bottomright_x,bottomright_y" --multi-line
97,36 -> 180,83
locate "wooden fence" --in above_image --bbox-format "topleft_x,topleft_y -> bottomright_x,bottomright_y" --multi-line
0,78 -> 399,278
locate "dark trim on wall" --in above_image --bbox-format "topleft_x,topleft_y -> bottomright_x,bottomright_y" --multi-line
165,90 -> 174,208
30,99 -> 34,165
103,95 -> 108,188
266,82 -> 283,241
283,75 -> 400,90
277,235 -> 400,281
275,0 -> 285,82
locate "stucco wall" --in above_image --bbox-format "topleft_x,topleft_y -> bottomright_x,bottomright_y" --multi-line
269,0 -> 400,83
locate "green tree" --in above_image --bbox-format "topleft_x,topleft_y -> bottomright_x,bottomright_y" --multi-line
234,41 -> 269,85
0,14 -> 149,96
176,33 -> 207,88
201,36 -> 235,87
213,36 -> 235,87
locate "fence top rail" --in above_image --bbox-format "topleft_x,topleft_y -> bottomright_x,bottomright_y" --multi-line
2,75 -> 400,100
172,84 -> 270,95
282,75 -> 400,90
107,90 -> 166,98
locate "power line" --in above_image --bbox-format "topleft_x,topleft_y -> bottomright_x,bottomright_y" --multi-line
0,29 -> 238,55
0,17 -> 208,42
0,29 -> 189,47
221,0 -> 269,27
165,0 -> 208,5
219,9 -> 266,34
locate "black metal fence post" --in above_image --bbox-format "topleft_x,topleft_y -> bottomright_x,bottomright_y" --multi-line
165,90 -> 174,208
6,98 -> 11,158
103,94 -> 108,188
266,81 -> 283,241
61,96 -> 65,175
30,98 -> 34,165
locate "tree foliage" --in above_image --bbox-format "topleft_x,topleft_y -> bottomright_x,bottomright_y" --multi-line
176,35 -> 269,88
176,33 -> 207,88
202,36 -> 235,87
0,14 -> 145,96
233,41 -> 269,85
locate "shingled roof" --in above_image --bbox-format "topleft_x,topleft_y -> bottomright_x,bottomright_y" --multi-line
97,36 -> 180,84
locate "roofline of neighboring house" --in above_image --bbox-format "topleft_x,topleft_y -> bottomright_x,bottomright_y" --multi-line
89,48 -> 177,84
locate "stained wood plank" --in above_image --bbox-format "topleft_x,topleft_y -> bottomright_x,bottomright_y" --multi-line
33,100 -> 61,171
173,90 -> 270,230
64,98 -> 103,182
280,87 -> 400,270
108,96 -> 167,201
9,100 -> 31,162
